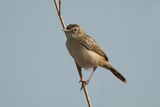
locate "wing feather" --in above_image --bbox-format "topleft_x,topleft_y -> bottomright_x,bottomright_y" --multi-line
78,34 -> 108,61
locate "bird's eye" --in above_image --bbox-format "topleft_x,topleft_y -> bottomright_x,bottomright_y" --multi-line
73,28 -> 77,32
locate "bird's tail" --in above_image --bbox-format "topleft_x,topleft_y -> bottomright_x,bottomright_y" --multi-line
103,63 -> 127,83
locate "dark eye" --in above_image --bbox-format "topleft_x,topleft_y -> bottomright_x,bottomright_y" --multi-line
73,28 -> 77,32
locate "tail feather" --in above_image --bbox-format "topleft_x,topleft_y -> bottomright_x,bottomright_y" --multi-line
110,66 -> 127,83
103,63 -> 127,83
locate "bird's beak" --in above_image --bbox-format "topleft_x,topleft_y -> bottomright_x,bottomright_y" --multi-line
63,29 -> 70,32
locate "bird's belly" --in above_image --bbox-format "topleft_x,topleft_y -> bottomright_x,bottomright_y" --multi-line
66,40 -> 101,69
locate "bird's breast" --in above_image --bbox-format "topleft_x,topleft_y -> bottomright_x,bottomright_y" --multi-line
66,38 -> 104,69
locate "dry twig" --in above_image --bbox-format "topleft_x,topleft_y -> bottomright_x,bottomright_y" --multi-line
53,0 -> 93,107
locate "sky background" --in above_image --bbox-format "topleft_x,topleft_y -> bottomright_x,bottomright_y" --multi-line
0,0 -> 160,107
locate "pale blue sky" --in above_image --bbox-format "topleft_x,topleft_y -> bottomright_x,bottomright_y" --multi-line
0,0 -> 160,107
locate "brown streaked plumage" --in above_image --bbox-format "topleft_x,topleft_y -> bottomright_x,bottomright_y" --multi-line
64,24 -> 127,84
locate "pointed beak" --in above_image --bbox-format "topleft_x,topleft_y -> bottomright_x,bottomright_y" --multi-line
62,29 -> 70,32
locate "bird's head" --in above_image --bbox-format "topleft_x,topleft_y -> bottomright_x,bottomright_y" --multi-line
63,24 -> 83,38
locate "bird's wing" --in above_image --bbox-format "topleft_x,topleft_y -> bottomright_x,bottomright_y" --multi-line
78,34 -> 108,61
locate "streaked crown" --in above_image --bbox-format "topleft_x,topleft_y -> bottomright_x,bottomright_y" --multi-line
65,24 -> 82,35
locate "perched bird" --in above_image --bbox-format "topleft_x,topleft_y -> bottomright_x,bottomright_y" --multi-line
64,24 -> 127,84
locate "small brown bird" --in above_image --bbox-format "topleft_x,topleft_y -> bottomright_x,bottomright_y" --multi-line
64,24 -> 127,84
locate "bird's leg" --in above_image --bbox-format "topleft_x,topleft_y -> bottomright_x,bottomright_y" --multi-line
75,61 -> 82,79
79,67 -> 97,85
86,67 -> 97,84
75,61 -> 86,90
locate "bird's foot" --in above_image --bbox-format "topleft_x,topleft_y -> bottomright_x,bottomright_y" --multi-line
79,80 -> 89,90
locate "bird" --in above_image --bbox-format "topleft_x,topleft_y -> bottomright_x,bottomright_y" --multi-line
64,24 -> 127,85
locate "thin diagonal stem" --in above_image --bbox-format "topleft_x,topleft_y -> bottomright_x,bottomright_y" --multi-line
54,0 -> 65,29
53,0 -> 93,107
75,62 -> 93,107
